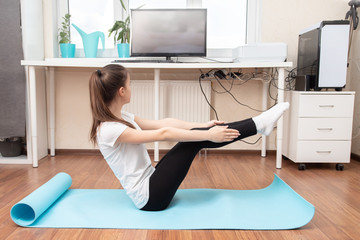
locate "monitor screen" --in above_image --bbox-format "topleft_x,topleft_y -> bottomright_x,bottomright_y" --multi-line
130,9 -> 207,58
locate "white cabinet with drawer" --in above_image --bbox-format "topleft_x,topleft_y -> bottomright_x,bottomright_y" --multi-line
283,91 -> 355,170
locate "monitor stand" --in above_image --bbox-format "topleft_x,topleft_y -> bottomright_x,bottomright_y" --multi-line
112,56 -> 176,63
164,56 -> 175,63
143,56 -> 175,63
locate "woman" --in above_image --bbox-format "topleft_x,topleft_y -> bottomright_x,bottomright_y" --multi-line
89,64 -> 289,211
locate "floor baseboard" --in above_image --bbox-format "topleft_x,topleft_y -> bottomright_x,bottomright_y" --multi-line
51,149 -> 102,156
351,153 -> 360,162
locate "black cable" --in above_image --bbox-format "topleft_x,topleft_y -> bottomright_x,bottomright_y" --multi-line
282,62 -> 318,91
240,136 -> 262,145
213,74 -> 235,93
200,69 -> 227,94
200,68 -> 285,113
198,69 -> 275,146
210,70 -> 235,94
233,78 -> 251,86
211,84 -> 228,94
232,72 -> 252,85
269,72 -> 294,92
199,76 -> 219,120
212,74 -> 264,112
202,68 -> 236,94
267,69 -> 277,102
203,68 -> 277,112
268,78 -> 277,102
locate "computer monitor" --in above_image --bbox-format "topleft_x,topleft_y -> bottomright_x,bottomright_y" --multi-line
130,9 -> 207,61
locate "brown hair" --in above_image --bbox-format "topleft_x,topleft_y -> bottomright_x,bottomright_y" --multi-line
89,64 -> 135,145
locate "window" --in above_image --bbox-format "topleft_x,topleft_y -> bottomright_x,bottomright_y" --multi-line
202,0 -> 247,48
69,0 -> 114,49
129,0 -> 247,48
59,0 -> 259,57
129,0 -> 186,9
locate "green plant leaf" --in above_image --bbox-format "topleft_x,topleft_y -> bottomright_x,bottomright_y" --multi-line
59,13 -> 71,44
109,1 -> 131,44
136,4 -> 145,9
119,0 -> 126,11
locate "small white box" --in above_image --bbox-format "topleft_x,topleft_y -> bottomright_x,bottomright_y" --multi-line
207,48 -> 233,58
232,43 -> 287,62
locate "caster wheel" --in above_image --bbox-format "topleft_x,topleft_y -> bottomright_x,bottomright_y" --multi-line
298,163 -> 306,171
336,164 -> 344,171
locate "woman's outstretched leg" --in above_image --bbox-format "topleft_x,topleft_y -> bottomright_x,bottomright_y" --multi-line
141,119 -> 256,211
252,102 -> 290,136
141,102 -> 289,211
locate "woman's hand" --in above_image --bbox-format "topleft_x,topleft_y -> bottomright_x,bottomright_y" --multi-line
208,125 -> 240,143
204,120 -> 225,128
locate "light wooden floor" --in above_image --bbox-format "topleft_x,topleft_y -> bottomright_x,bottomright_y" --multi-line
1,151 -> 360,240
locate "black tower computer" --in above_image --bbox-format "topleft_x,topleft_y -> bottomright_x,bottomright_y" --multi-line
296,20 -> 350,91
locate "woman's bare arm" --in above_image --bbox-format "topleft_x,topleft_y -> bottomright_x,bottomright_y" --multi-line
134,116 -> 224,130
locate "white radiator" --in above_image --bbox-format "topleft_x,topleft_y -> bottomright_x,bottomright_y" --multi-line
123,80 -> 211,123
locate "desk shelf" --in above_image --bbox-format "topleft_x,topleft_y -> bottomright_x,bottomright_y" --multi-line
21,58 -> 293,69
20,59 -> 292,168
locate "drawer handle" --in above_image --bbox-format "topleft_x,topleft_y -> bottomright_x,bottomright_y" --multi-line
319,105 -> 335,108
316,150 -> 332,154
317,128 -> 333,131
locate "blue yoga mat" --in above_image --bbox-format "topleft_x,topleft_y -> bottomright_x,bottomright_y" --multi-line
11,172 -> 314,229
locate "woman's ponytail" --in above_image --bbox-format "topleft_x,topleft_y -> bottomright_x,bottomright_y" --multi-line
89,64 -> 135,145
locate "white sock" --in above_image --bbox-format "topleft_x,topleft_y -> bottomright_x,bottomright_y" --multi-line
252,102 -> 290,136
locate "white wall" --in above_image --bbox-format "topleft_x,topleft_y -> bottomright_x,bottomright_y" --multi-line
42,0 -> 359,154
262,0 -> 349,66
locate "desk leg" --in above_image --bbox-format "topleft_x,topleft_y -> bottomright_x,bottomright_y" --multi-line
47,67 -> 55,156
24,66 -> 33,165
154,69 -> 160,162
28,66 -> 38,168
261,81 -> 269,157
276,67 -> 285,169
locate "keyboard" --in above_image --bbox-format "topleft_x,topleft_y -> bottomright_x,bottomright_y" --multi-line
112,59 -> 175,63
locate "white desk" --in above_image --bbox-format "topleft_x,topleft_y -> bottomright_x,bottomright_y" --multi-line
20,58 -> 292,168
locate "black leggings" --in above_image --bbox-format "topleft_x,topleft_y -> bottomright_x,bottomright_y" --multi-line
141,118 -> 257,211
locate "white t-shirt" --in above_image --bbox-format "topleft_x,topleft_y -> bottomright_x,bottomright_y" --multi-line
96,111 -> 155,209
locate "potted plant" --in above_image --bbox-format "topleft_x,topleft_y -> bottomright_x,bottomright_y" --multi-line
108,0 -> 130,58
59,13 -> 76,58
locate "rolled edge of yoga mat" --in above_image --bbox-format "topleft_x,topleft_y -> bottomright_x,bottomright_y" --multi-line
270,174 -> 315,228
10,172 -> 72,226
